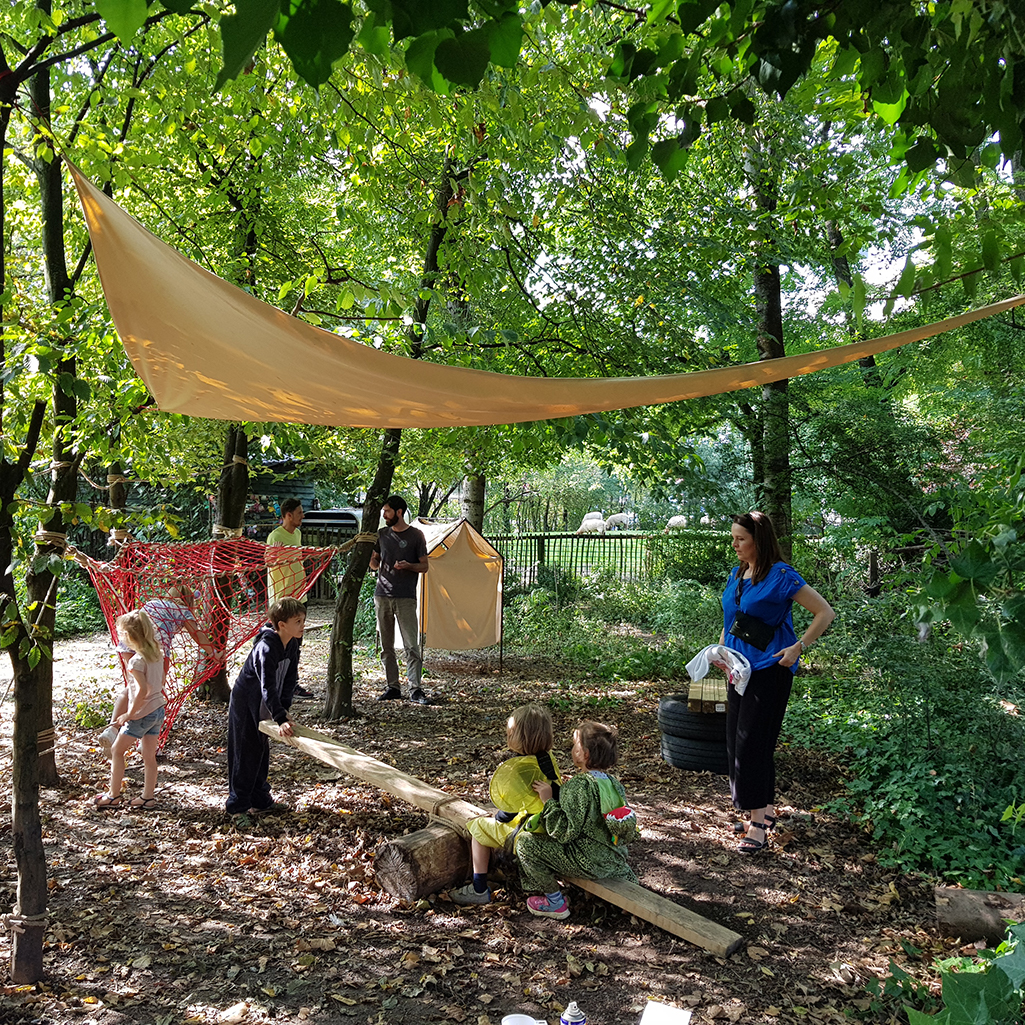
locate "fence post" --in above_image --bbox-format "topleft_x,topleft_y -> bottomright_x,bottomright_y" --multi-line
536,535 -> 545,569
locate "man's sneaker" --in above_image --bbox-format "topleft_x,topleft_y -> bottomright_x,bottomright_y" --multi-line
449,883 -> 491,906
292,684 -> 315,699
526,894 -> 570,920
409,688 -> 429,705
98,724 -> 119,756
377,686 -> 402,701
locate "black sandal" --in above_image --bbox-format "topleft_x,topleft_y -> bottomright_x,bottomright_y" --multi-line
738,821 -> 769,854
764,814 -> 777,831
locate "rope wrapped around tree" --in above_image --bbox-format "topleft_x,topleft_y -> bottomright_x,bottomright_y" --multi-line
73,533 -> 377,746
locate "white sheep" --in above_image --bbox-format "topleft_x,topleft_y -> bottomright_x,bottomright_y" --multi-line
663,515 -> 687,532
604,512 -> 637,531
576,515 -> 606,534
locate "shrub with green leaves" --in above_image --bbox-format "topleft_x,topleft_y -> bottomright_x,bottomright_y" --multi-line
905,923 -> 1025,1025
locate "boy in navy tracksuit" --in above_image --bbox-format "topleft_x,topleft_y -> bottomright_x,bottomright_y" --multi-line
226,598 -> 306,815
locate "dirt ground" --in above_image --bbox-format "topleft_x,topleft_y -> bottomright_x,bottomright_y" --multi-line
0,607 -> 958,1025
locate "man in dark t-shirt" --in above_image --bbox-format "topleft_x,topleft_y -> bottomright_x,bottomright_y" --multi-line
370,494 -> 430,703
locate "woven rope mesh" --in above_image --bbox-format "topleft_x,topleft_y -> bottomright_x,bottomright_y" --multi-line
80,539 -> 338,747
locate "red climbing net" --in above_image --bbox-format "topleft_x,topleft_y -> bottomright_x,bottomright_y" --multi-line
79,538 -> 338,747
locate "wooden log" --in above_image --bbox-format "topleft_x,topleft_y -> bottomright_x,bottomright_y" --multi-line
258,721 -> 487,832
375,822 -> 469,901
571,877 -> 743,957
260,721 -> 744,955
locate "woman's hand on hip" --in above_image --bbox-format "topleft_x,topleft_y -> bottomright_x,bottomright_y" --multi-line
775,642 -> 802,668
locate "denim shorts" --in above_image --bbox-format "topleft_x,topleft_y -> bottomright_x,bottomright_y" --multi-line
121,707 -> 165,739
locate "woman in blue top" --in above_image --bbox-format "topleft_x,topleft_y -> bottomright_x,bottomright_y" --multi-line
718,511 -> 835,854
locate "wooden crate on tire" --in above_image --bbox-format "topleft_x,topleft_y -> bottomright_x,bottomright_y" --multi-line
658,687 -> 728,774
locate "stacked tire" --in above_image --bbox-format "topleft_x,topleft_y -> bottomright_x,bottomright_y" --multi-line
657,693 -> 728,774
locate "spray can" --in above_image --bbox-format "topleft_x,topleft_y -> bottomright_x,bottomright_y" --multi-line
560,1001 -> 587,1025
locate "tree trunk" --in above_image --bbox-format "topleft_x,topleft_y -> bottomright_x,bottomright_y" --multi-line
325,428 -> 401,718
825,218 -> 884,389
207,426 -> 249,702
1,401 -> 49,985
29,56 -> 77,787
462,472 -> 485,532
745,126 -> 792,557
324,160 -> 460,717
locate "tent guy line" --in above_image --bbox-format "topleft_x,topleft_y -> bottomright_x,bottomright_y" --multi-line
68,164 -> 1025,430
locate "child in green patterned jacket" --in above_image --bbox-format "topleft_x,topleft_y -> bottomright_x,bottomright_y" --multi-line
516,719 -> 638,920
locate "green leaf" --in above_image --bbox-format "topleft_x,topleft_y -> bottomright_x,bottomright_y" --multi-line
942,960 -> 1018,1021
216,0 -> 281,90
858,47 -> 887,87
906,138 -> 941,172
356,9 -> 390,56
923,571 -> 956,600
72,378 -> 92,402
852,273 -> 866,327
486,12 -> 522,69
651,138 -> 688,182
895,255 -> 917,298
96,0 -> 148,43
0,626 -> 18,649
981,228 -> 1001,274
625,137 -> 649,171
704,95 -> 729,124
830,46 -> 857,78
994,939 -> 1025,990
28,645 -> 41,670
388,0 -> 469,41
434,26 -> 490,86
728,92 -> 756,125
274,0 -> 354,88
159,0 -> 196,12
406,31 -> 451,90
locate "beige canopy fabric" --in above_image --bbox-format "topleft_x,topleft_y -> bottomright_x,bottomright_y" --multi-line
413,518 -> 502,651
69,165 -> 1025,429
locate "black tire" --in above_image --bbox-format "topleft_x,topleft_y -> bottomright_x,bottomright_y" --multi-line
657,694 -> 728,742
660,733 -> 729,774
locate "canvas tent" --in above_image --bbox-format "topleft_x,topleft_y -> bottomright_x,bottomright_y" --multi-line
412,519 -> 503,653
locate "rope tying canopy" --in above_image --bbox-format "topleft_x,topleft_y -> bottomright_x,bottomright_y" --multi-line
33,531 -> 68,549
3,912 -> 49,934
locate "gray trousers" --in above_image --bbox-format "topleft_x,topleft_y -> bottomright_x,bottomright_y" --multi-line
374,596 -> 422,691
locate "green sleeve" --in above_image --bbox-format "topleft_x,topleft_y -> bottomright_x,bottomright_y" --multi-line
539,774 -> 594,844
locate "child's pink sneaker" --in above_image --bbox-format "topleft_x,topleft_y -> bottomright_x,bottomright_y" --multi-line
526,894 -> 570,920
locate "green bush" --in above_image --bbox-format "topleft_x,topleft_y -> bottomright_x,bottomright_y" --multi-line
785,594 -> 1025,887
644,528 -> 733,584
55,571 -> 105,638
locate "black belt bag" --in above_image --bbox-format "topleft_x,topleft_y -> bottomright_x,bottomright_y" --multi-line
730,610 -> 776,651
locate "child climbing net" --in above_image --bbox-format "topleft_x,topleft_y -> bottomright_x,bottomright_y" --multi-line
72,536 -> 348,747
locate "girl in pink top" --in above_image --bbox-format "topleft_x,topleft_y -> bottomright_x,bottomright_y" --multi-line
93,610 -> 166,810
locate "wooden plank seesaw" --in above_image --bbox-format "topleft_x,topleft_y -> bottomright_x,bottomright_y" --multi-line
259,720 -> 744,956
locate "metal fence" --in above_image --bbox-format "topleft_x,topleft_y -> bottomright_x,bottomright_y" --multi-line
300,527 -> 729,601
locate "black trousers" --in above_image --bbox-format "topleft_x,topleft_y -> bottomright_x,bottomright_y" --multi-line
726,662 -> 794,811
226,691 -> 273,813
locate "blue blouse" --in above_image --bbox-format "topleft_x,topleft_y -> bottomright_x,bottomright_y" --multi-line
722,562 -> 806,673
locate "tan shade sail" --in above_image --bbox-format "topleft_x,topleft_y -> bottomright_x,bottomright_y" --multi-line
414,519 -> 502,651
69,166 -> 1025,429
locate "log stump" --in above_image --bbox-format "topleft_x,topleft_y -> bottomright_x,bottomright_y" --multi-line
375,823 -> 469,901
